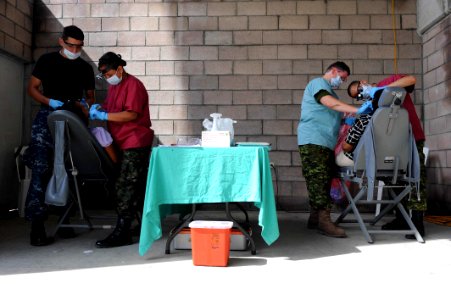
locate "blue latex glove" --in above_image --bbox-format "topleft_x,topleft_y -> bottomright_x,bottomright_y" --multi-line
344,117 -> 355,126
49,99 -> 64,109
80,98 -> 89,110
368,86 -> 385,98
357,101 -> 373,115
89,104 -> 108,121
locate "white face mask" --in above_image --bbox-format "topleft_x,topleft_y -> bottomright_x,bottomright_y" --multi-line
330,75 -> 343,88
359,84 -> 373,99
106,71 -> 122,85
63,48 -> 81,60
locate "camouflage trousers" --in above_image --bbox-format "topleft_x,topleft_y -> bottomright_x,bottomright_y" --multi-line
299,144 -> 336,210
115,147 -> 151,218
23,107 -> 54,221
406,140 -> 427,211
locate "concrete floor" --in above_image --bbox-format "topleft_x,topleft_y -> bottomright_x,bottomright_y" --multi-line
0,210 -> 450,299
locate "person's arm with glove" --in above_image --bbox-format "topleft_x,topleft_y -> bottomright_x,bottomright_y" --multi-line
368,86 -> 386,99
356,100 -> 373,115
89,104 -> 108,121
27,75 -> 64,109
48,99 -> 64,109
90,104 -> 138,122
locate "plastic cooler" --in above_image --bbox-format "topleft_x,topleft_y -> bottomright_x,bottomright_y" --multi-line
188,220 -> 233,267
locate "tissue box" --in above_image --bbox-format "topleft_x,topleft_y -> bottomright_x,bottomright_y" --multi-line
201,131 -> 231,147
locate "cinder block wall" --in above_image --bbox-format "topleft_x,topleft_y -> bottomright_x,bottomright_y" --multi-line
422,15 -> 451,213
30,0 -> 422,210
0,0 -> 33,61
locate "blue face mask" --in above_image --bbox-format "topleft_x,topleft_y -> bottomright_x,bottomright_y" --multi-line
106,71 -> 122,85
63,48 -> 81,60
330,75 -> 343,88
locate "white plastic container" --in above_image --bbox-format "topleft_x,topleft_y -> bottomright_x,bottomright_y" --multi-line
174,226 -> 250,251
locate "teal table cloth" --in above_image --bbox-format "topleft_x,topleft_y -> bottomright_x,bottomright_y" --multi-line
139,146 -> 280,256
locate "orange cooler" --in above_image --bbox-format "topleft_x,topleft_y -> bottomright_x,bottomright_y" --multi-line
189,220 -> 233,267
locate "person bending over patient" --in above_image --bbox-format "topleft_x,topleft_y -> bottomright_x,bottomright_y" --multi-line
297,61 -> 373,239
90,52 -> 154,248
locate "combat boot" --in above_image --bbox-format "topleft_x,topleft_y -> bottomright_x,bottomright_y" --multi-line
406,210 -> 425,239
95,216 -> 133,248
318,209 -> 347,238
30,220 -> 54,246
307,209 -> 319,229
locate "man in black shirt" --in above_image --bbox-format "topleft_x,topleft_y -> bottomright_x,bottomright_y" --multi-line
25,25 -> 95,246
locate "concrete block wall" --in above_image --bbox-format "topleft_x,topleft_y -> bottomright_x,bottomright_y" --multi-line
31,0 -> 422,210
422,14 -> 451,213
0,0 -> 33,61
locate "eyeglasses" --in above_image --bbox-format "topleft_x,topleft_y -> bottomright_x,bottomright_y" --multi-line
64,40 -> 84,50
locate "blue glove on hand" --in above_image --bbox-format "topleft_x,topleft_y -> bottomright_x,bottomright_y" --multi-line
368,86 -> 385,98
49,99 -> 64,109
89,104 -> 108,121
344,117 -> 355,126
357,101 -> 373,115
80,98 -> 89,110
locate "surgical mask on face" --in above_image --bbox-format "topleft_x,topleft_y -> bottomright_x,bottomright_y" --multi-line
356,84 -> 373,101
106,72 -> 122,85
330,75 -> 343,88
63,48 -> 81,60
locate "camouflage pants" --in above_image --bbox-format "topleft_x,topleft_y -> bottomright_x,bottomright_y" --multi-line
299,144 -> 335,210
115,147 -> 151,218
23,107 -> 53,221
406,141 -> 427,211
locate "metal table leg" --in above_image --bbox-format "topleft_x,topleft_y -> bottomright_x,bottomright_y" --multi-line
165,204 -> 196,254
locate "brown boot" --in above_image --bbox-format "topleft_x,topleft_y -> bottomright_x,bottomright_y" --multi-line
307,209 -> 319,229
318,209 -> 347,238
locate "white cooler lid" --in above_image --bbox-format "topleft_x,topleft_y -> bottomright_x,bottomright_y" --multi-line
189,220 -> 233,229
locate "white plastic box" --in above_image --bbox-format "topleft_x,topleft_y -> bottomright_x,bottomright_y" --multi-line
174,226 -> 250,251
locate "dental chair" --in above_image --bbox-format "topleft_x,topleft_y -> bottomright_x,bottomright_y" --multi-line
47,110 -> 117,236
334,87 -> 424,243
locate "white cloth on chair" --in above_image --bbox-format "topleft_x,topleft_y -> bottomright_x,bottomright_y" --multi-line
45,120 -> 69,206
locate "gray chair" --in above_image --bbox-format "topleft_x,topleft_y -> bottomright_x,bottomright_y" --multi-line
47,110 -> 117,236
335,87 -> 424,243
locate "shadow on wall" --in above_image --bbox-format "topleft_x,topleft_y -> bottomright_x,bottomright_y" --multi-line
426,22 -> 451,215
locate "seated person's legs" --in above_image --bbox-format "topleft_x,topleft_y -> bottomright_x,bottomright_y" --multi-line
90,127 -> 118,163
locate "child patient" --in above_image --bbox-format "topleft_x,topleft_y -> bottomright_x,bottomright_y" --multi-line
57,99 -> 118,163
335,81 -> 383,167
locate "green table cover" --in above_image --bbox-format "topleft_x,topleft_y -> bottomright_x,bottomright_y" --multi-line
139,146 -> 279,256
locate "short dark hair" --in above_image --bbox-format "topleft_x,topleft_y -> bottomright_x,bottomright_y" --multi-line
347,80 -> 360,97
98,52 -> 127,72
326,61 -> 351,75
62,25 -> 84,41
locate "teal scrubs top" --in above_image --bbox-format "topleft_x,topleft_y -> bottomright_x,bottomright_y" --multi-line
297,77 -> 343,150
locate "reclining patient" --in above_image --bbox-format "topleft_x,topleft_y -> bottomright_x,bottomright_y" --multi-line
335,84 -> 382,167
336,77 -> 416,167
